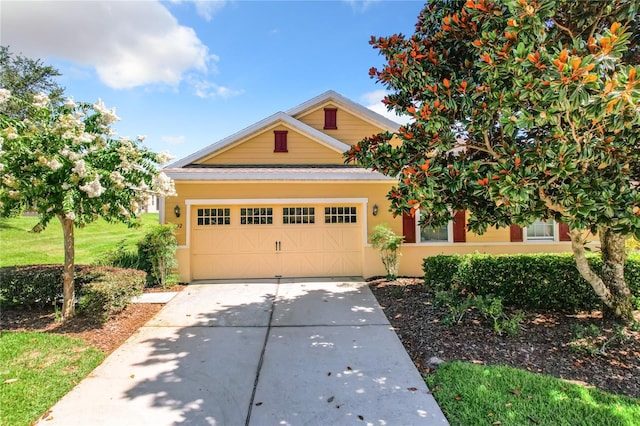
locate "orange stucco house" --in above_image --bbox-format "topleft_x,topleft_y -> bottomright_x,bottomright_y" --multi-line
162,91 -> 571,282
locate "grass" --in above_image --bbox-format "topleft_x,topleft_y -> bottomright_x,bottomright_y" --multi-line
425,361 -> 640,426
0,213 -> 159,267
0,332 -> 105,426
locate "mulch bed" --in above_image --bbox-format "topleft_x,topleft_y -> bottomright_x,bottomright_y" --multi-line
1,303 -> 163,353
368,277 -> 640,399
1,285 -> 186,353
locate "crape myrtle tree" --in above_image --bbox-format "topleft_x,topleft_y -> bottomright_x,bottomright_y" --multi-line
346,0 -> 640,324
0,91 -> 176,319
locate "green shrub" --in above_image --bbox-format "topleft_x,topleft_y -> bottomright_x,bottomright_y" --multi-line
95,240 -> 140,269
423,253 -> 640,312
1,264 -> 66,308
0,265 -> 145,322
369,224 -> 404,280
77,268 -> 145,322
137,225 -> 178,288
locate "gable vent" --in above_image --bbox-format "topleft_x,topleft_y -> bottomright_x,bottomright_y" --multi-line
324,108 -> 337,130
274,130 -> 288,152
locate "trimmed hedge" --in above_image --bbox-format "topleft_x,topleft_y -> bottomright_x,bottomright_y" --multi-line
0,264 -> 145,321
423,253 -> 640,312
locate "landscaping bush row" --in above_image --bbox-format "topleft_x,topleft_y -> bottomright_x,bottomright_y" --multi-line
96,224 -> 177,288
423,253 -> 640,312
0,264 -> 145,321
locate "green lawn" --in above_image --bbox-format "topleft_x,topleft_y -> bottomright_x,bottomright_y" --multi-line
426,361 -> 640,426
0,213 -> 159,267
0,332 -> 105,426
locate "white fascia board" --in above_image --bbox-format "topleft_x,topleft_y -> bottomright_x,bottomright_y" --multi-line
166,112 -> 289,168
163,170 -> 394,182
286,90 -> 401,132
166,112 -> 350,169
280,114 -> 351,152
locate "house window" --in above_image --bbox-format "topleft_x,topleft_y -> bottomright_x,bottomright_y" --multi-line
412,210 -> 465,243
324,108 -> 337,130
526,219 -> 555,240
283,207 -> 315,224
197,208 -> 231,226
241,207 -> 273,225
324,206 -> 357,224
420,224 -> 449,242
274,130 -> 288,152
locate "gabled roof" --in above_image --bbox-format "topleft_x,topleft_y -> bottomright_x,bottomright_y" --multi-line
168,111 -> 351,168
167,90 -> 400,169
286,90 -> 401,132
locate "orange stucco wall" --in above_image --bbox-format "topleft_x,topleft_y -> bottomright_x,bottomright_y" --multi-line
165,181 -> 576,282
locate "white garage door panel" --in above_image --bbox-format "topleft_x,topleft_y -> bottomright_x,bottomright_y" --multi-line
191,204 -> 363,280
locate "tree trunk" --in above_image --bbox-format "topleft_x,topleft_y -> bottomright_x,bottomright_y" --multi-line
569,228 -> 634,325
598,226 -> 634,324
59,215 -> 76,319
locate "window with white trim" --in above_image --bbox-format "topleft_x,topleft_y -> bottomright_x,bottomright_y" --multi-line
240,207 -> 273,225
416,211 -> 452,243
526,219 -> 555,241
324,206 -> 357,224
283,207 -> 315,224
197,208 -> 230,226
420,224 -> 449,242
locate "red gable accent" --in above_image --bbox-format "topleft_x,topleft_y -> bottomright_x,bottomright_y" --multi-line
324,108 -> 337,130
274,130 -> 288,152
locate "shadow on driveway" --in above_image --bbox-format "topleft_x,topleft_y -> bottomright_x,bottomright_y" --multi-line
40,280 -> 448,425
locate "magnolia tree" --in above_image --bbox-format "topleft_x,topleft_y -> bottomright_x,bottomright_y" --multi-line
347,0 -> 639,323
0,90 -> 176,318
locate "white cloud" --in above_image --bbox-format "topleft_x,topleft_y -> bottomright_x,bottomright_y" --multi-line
343,0 -> 380,13
361,90 -> 412,125
1,1 -> 212,90
162,135 -> 187,145
188,77 -> 244,99
168,0 -> 228,21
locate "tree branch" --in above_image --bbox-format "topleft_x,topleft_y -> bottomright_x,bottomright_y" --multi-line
538,185 -> 567,216
565,110 -> 582,153
551,18 -> 575,39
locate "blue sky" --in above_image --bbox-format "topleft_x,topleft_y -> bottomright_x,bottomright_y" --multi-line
2,0 -> 422,160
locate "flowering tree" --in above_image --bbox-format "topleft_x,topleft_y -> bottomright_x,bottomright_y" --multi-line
0,90 -> 176,318
347,0 -> 639,323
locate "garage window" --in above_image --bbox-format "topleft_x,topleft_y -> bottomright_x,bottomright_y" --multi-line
241,207 -> 273,225
324,206 -> 357,224
283,207 -> 315,224
197,208 -> 230,226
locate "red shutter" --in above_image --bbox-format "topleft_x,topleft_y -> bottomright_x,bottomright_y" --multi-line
558,223 -> 571,241
510,224 -> 523,242
452,210 -> 466,243
324,108 -> 337,130
402,212 -> 416,243
274,130 -> 288,152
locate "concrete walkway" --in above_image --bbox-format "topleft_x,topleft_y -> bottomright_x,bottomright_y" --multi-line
39,279 -> 448,425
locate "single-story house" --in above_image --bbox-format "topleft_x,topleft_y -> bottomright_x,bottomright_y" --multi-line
162,90 -> 571,282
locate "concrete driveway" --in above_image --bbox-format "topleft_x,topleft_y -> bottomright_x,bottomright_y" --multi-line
38,279 -> 448,425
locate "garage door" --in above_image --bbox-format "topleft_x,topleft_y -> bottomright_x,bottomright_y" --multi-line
191,204 -> 363,279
